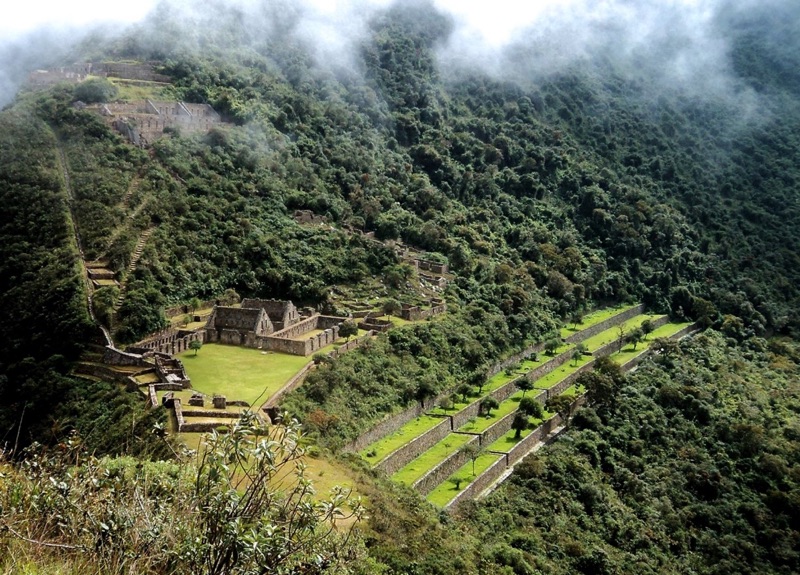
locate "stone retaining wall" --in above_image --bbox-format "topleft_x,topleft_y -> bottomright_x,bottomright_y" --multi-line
412,434 -> 481,496
445,454 -> 512,510
152,382 -> 184,391
400,302 -> 447,322
328,332 -> 374,359
451,349 -> 572,429
181,410 -> 242,419
451,400 -> 483,430
375,416 -> 452,475
263,361 -> 315,409
74,363 -> 142,385
344,308 -> 649,456
486,342 -> 545,379
133,329 -> 205,356
174,399 -> 185,431
103,346 -> 150,367
445,402 -> 584,511
261,315 -> 345,356
445,327 -> 703,510
518,348 -> 572,387
147,385 -> 158,409
344,397 -> 437,453
180,421 -> 232,432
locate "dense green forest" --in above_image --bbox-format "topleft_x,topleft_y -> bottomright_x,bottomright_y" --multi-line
0,0 -> 799,573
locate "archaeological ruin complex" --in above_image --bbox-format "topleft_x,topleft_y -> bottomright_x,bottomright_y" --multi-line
97,100 -> 222,146
205,299 -> 348,356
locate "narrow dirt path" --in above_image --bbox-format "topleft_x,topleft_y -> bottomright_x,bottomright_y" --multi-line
54,138 -> 114,347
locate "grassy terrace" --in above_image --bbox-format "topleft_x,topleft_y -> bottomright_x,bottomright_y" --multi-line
424,320 -> 695,506
361,311 -> 641,465
486,416 -> 550,452
392,433 -> 474,485
364,307 -> 658,491
361,346 -> 570,461
426,452 -> 505,506
427,419 -> 551,507
559,303 -> 640,340
360,414 -> 447,462
532,352 -> 594,390
179,344 -> 310,407
560,384 -> 586,398
581,313 -> 664,352
482,356 -> 544,394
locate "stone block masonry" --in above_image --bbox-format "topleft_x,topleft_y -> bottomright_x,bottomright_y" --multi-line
98,99 -> 223,147
345,397 -> 438,453
374,416 -> 452,476
261,315 -> 346,356
399,299 -> 447,321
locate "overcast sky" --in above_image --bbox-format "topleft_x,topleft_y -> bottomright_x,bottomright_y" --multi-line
2,0 -> 792,113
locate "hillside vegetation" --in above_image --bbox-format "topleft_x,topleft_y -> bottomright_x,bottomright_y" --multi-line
0,1 -> 799,573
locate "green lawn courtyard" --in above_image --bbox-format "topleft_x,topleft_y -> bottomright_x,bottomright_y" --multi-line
178,343 -> 311,407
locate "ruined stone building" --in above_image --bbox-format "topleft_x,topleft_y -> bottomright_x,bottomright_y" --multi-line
205,306 -> 273,346
97,100 -> 222,146
240,299 -> 300,331
26,62 -> 169,88
205,299 -> 348,356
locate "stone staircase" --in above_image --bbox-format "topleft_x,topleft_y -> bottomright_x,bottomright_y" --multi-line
114,227 -> 155,311
121,175 -> 141,208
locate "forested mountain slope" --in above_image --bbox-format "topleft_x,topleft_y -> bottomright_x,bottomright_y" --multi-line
0,1 -> 798,573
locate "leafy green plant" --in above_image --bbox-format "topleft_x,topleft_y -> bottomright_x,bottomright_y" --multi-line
0,415 -> 364,575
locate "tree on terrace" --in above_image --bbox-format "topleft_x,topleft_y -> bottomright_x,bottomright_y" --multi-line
519,396 -> 544,419
339,320 -> 358,341
480,397 -> 499,417
516,378 -> 534,398
512,412 -> 530,439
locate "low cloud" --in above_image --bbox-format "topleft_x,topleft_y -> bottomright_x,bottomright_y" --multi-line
1,0 -> 796,111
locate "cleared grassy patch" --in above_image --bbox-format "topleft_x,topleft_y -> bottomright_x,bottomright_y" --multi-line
560,303 -> 640,339
427,452 -> 504,507
108,78 -> 173,101
178,344 -> 310,407
457,395 -> 523,433
360,414 -> 447,462
392,433 -> 474,485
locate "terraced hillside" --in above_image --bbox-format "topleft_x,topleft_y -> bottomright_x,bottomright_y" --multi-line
357,304 -> 696,504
